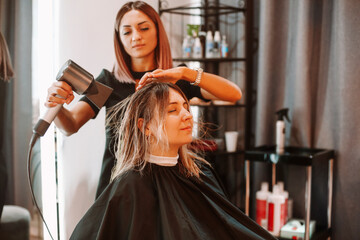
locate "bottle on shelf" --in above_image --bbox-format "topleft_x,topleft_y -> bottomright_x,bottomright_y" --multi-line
275,108 -> 291,154
192,37 -> 202,58
182,35 -> 192,58
213,30 -> 221,58
277,181 -> 289,224
267,185 -> 285,237
256,182 -> 270,229
221,35 -> 229,58
205,30 -> 214,58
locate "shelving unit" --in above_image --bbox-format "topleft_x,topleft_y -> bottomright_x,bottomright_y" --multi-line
159,0 -> 254,207
245,146 -> 334,240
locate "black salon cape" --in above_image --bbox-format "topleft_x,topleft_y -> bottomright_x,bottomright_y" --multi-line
70,163 -> 276,240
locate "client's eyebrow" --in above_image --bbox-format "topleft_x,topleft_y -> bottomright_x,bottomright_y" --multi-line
169,101 -> 189,108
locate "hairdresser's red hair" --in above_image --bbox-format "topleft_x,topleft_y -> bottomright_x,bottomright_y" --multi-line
113,1 -> 172,83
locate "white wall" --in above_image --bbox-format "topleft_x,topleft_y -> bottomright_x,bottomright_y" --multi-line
54,0 -> 157,239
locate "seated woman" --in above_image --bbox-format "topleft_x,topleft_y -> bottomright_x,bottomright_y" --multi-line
70,83 -> 276,240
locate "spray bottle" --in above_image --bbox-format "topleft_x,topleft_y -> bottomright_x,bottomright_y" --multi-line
275,108 -> 290,154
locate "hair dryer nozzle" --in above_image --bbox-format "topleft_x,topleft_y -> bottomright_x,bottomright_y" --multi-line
56,59 -> 94,95
56,59 -> 113,109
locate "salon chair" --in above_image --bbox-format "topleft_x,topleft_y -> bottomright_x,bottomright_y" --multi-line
0,205 -> 31,240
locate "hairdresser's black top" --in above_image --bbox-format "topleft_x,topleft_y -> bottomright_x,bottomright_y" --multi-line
80,69 -> 208,198
70,162 -> 276,240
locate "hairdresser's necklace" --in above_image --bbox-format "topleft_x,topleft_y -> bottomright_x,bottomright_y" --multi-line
148,154 -> 179,166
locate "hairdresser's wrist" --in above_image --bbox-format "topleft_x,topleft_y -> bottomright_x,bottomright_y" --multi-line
182,67 -> 199,85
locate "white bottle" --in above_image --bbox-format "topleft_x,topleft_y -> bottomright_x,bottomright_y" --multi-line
221,35 -> 229,58
213,30 -> 221,58
275,108 -> 290,154
267,185 -> 285,237
277,181 -> 289,225
276,120 -> 285,154
205,30 -> 214,58
193,37 -> 203,58
256,182 -> 270,228
182,36 -> 192,58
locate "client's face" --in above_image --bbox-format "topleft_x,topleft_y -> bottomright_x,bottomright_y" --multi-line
164,89 -> 193,150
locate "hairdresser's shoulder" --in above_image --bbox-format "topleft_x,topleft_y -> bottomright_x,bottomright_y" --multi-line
95,69 -> 116,84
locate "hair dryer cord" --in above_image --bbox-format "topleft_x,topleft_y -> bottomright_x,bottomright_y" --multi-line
27,133 -> 55,240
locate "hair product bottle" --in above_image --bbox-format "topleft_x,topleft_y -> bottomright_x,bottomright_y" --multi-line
277,181 -> 289,224
182,35 -> 192,58
193,37 -> 203,58
205,30 -> 214,58
213,30 -> 221,58
267,185 -> 285,236
256,182 -> 270,228
275,108 -> 290,154
221,35 -> 229,58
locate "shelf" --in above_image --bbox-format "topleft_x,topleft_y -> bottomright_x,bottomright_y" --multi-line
245,146 -> 335,166
159,4 -> 245,17
173,57 -> 246,62
208,150 -> 245,156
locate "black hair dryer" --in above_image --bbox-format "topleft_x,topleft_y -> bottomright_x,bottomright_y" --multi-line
33,59 -> 113,137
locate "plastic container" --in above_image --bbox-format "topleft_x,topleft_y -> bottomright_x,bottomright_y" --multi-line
221,35 -> 229,58
277,181 -> 289,224
192,37 -> 202,58
205,31 -> 214,58
267,185 -> 285,236
256,182 -> 270,228
213,31 -> 221,58
275,108 -> 290,154
182,36 -> 192,58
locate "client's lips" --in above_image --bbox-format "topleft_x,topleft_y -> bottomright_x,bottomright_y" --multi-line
181,126 -> 192,130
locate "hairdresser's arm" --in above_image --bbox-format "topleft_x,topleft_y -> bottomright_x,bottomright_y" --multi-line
45,81 -> 95,136
138,67 -> 242,102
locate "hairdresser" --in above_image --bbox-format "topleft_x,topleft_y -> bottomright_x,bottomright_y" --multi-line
45,1 -> 242,198
0,31 -> 14,217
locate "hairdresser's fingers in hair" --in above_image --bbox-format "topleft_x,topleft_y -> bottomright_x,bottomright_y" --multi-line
151,69 -> 163,74
136,77 -> 156,90
138,72 -> 151,86
152,67 -> 183,83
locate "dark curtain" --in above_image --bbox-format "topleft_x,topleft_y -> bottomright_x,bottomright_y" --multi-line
0,0 -> 33,211
252,0 -> 360,239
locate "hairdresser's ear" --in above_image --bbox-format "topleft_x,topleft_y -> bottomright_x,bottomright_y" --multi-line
137,118 -> 150,136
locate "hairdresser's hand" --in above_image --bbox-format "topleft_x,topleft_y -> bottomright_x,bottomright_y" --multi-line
45,81 -> 74,108
136,67 -> 185,90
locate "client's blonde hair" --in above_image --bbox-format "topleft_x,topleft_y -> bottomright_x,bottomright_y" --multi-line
108,83 -> 209,181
